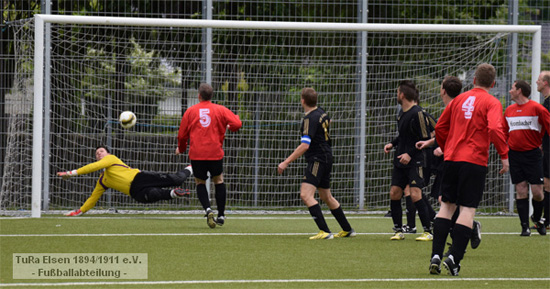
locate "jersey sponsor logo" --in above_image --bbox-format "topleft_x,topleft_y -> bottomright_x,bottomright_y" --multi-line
506,116 -> 541,132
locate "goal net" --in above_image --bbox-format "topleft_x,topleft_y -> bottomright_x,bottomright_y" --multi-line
1,15 -> 541,216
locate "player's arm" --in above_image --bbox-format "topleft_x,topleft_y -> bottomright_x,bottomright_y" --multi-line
224,107 -> 243,132
487,100 -> 509,174
502,108 -> 511,143
539,105 -> 550,136
435,105 -> 451,152
176,111 -> 190,155
65,178 -> 107,216
416,138 -> 435,150
278,137 -> 310,174
404,111 -> 430,159
57,156 -> 116,179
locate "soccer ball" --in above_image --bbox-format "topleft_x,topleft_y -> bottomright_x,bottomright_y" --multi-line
119,111 -> 137,129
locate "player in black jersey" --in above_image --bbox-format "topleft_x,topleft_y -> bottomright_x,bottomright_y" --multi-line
278,87 -> 355,239
536,71 -> 550,230
384,80 -> 433,241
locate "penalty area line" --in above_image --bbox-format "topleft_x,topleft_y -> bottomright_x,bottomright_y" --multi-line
1,277 -> 549,287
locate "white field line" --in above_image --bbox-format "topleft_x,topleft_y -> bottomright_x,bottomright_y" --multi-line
1,278 -> 549,287
0,232 -> 528,237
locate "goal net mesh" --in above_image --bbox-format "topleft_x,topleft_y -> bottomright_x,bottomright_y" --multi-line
1,18 -> 536,214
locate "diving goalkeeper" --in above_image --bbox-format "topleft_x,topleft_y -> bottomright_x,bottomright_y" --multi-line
57,145 -> 193,216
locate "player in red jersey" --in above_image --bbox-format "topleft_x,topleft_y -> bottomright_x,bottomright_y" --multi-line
504,80 -> 550,236
177,83 -> 242,228
429,63 -> 509,276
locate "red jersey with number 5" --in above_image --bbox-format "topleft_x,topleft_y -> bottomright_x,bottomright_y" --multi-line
435,88 -> 509,167
178,100 -> 242,160
503,100 -> 550,151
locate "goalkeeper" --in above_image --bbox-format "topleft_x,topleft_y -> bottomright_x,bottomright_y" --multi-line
57,145 -> 193,216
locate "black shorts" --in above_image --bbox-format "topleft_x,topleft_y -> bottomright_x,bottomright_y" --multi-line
430,167 -> 443,199
440,161 -> 487,208
191,159 -> 224,181
391,166 -> 425,190
302,160 -> 332,189
543,151 -> 550,179
509,149 -> 544,185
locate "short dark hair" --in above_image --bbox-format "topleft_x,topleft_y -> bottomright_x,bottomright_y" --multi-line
398,80 -> 419,102
301,87 -> 318,107
199,83 -> 214,101
96,145 -> 110,154
474,63 -> 496,88
514,80 -> 531,97
442,76 -> 462,98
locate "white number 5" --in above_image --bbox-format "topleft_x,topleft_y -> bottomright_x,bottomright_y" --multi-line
462,96 -> 476,119
199,108 -> 211,127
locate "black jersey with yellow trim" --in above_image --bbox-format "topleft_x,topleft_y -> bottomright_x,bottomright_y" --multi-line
391,105 -> 431,168
300,107 -> 332,163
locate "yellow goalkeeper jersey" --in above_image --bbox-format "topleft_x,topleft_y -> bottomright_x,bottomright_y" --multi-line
76,154 -> 140,213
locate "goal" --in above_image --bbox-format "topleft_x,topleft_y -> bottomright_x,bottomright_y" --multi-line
2,15 -> 542,217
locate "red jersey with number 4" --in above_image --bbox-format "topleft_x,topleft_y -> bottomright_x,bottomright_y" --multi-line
435,88 -> 509,167
503,100 -> 550,152
178,100 -> 242,160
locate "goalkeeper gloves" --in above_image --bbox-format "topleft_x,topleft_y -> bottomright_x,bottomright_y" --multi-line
65,209 -> 83,216
57,170 -> 77,180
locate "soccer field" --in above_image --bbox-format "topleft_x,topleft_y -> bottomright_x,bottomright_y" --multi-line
1,214 -> 549,289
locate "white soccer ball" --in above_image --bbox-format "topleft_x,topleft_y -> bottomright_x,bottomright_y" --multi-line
119,111 -> 137,129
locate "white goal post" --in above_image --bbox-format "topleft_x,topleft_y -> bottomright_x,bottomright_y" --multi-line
29,14 -> 541,217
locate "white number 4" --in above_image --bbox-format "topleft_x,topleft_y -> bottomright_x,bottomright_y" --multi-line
462,96 -> 476,119
199,108 -> 211,127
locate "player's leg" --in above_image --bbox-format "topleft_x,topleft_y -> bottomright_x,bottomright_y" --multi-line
404,186 -> 417,233
544,153 -> 550,228
212,174 -> 227,226
191,161 -> 216,228
129,172 -> 188,203
390,167 -> 407,239
316,161 -> 354,237
515,182 -> 531,236
303,184 -> 332,239
390,185 -> 405,240
408,167 -> 432,240
302,162 -> 332,239
443,162 -> 487,276
545,177 -> 550,228
526,149 -> 547,235
410,186 -> 432,241
531,184 -> 547,235
430,161 -> 458,275
319,188 -> 354,237
430,200 -> 456,275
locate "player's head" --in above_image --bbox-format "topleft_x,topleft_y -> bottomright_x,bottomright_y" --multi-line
473,63 -> 496,88
397,80 -> 419,104
301,87 -> 318,107
199,83 -> 214,101
536,71 -> 550,93
510,80 -> 531,101
95,145 -> 111,161
441,76 -> 462,99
